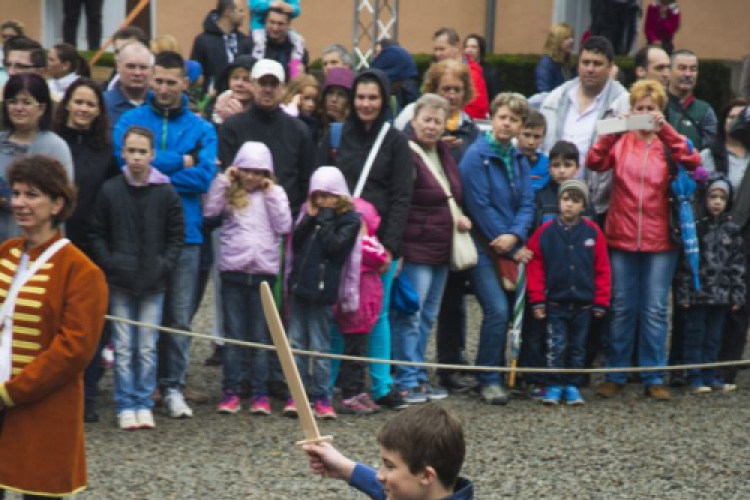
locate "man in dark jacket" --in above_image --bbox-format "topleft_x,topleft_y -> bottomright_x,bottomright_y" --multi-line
241,7 -> 309,82
218,58 -> 315,213
190,0 -> 248,94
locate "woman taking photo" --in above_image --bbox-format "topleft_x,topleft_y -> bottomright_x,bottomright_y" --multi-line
391,93 -> 471,403
460,92 -> 534,405
535,23 -> 576,93
0,155 -> 108,499
0,73 -> 73,242
316,69 -> 414,410
587,79 -> 701,401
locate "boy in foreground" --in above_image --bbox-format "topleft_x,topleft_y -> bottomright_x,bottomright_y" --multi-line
303,403 -> 473,500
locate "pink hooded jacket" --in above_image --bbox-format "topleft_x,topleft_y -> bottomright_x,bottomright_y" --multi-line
334,199 -> 387,334
205,141 -> 292,275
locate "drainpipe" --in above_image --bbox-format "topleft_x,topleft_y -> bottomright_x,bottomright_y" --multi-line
485,0 -> 497,54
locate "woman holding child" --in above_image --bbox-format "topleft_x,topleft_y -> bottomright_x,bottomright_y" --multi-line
460,93 -> 534,405
587,79 -> 701,401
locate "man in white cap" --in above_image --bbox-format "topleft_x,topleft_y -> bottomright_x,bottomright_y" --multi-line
218,58 -> 315,212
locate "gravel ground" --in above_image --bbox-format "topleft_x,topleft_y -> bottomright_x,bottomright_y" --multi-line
20,291 -> 750,500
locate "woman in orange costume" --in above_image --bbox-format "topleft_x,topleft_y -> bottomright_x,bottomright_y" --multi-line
0,155 -> 108,499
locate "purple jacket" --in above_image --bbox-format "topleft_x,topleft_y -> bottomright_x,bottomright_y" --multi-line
402,140 -> 463,265
205,142 -> 292,275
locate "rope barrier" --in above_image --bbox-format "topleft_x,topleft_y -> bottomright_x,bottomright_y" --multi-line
105,314 -> 750,374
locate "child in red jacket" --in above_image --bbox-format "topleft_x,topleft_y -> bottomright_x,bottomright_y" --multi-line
645,1 -> 680,54
527,180 -> 611,406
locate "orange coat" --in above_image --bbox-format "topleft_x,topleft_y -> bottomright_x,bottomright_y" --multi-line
0,233 -> 108,497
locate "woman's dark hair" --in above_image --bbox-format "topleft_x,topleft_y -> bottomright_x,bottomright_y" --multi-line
710,97 -> 750,174
7,155 -> 77,225
464,33 -> 486,62
52,43 -> 91,78
53,78 -> 111,148
2,73 -> 54,131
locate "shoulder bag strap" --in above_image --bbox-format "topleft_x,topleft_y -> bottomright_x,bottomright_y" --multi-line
353,122 -> 391,198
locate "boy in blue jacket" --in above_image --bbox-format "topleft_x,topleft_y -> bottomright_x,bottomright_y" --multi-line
527,180 -> 611,406
518,110 -> 549,194
303,403 -> 474,500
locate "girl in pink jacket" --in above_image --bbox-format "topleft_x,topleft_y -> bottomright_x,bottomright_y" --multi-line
333,198 -> 388,415
204,141 -> 292,416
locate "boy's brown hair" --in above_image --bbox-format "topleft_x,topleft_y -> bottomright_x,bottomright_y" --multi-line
523,110 -> 547,132
377,403 -> 465,489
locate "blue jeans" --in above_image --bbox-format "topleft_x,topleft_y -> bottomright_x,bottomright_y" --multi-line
159,244 -> 201,392
546,303 -> 592,387
470,253 -> 509,387
289,296 -> 333,401
391,262 -> 449,390
221,274 -> 276,395
682,304 -> 728,386
110,289 -> 163,413
606,250 -> 678,386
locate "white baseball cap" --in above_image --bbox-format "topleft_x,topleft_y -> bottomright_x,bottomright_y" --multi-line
251,59 -> 285,83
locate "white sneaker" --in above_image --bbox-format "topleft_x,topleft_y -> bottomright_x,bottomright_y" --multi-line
164,390 -> 193,418
118,410 -> 139,430
136,409 -> 156,429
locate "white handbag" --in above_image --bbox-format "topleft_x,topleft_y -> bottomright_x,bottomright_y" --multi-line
408,142 -> 478,271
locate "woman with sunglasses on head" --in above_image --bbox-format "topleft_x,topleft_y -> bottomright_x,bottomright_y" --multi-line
0,73 -> 73,242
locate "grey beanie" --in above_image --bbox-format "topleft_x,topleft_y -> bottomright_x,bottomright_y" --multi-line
558,179 -> 590,207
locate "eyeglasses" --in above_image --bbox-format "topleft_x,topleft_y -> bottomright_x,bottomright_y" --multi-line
6,98 -> 42,108
439,86 -> 464,94
5,62 -> 37,71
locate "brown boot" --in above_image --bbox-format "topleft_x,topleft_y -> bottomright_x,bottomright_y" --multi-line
596,381 -> 624,398
184,385 -> 209,405
645,385 -> 672,401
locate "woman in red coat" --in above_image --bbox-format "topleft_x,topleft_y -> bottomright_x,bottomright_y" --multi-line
586,79 -> 701,401
0,156 -> 108,498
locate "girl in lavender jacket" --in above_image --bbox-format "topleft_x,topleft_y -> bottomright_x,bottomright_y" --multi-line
204,141 -> 292,416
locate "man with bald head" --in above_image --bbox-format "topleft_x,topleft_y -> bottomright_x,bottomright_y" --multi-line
634,45 -> 671,87
103,41 -> 153,128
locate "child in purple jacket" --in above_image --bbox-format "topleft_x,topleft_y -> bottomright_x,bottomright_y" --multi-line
204,141 -> 292,416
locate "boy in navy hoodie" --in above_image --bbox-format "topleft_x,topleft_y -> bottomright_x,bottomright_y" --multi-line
303,403 -> 474,500
527,180 -> 611,405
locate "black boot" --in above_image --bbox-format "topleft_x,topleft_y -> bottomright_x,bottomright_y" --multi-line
204,344 -> 224,367
84,398 -> 99,423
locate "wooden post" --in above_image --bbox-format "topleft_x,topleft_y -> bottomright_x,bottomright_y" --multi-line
260,282 -> 332,448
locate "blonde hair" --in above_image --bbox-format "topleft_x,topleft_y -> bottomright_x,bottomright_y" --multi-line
150,35 -> 182,56
311,192 -> 355,215
283,74 -> 320,105
423,59 -> 475,109
490,92 -> 529,121
226,171 -> 275,211
543,23 -> 574,64
629,79 -> 667,110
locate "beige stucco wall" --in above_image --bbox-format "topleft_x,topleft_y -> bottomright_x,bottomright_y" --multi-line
3,0 -> 749,62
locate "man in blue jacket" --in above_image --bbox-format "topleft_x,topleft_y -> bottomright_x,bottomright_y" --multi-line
114,51 -> 217,419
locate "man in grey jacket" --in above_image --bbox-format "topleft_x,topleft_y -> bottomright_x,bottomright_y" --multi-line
540,36 -> 630,216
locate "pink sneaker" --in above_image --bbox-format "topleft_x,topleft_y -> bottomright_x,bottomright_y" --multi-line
250,395 -> 271,415
216,390 -> 241,414
313,398 -> 337,420
283,398 -> 298,418
357,393 -> 381,413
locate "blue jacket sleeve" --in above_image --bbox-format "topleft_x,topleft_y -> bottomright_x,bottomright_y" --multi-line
535,56 -> 557,93
113,109 -> 185,173
459,148 -> 510,242
168,121 -> 218,195
349,464 -> 385,500
509,159 -> 535,242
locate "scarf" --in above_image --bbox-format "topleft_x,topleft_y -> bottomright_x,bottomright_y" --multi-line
484,131 -> 514,181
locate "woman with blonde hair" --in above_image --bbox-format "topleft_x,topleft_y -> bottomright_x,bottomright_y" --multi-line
282,74 -> 321,140
587,79 -> 701,401
535,23 -> 576,92
150,34 -> 182,56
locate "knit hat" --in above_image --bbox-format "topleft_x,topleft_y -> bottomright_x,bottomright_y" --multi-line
185,60 -> 203,84
707,178 -> 731,197
558,179 -> 590,207
323,67 -> 355,93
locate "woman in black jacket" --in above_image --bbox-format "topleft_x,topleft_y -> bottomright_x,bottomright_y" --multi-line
53,77 -> 119,423
316,69 -> 415,409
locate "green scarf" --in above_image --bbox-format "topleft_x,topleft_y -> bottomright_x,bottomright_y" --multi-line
485,131 -> 514,181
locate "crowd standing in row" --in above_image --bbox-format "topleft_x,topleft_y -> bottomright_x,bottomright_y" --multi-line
0,1 -> 749,498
